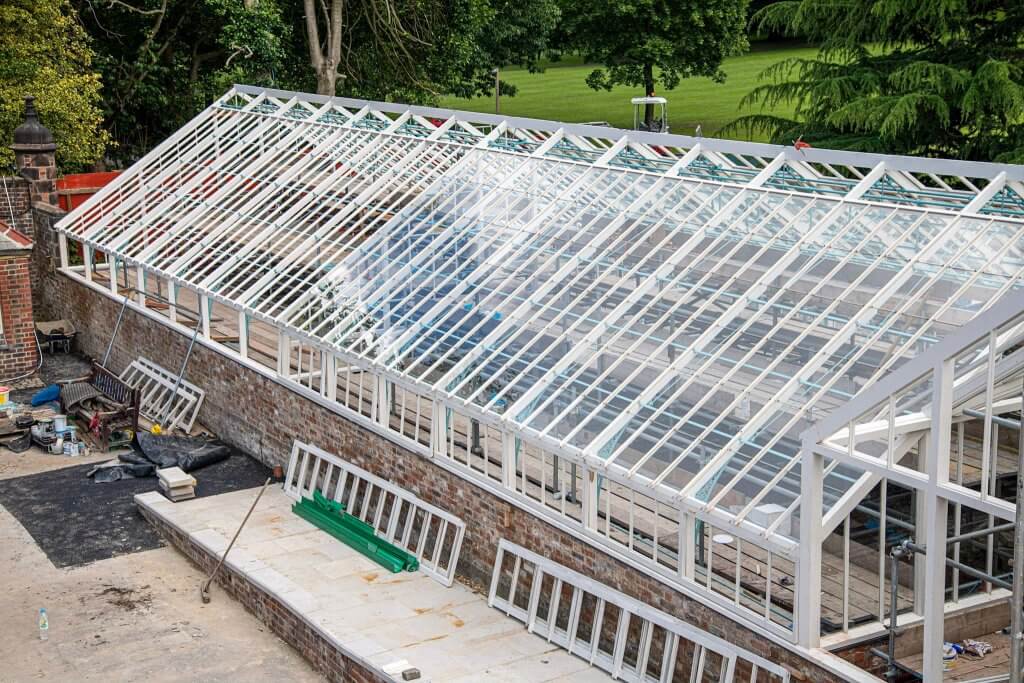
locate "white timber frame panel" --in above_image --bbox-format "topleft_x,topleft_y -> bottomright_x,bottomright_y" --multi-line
489,539 -> 791,683
120,356 -> 206,432
284,440 -> 467,587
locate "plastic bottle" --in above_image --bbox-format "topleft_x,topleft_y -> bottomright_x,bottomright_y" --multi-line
38,608 -> 48,641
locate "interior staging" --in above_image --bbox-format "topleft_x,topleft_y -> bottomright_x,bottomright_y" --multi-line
55,85 -> 1024,681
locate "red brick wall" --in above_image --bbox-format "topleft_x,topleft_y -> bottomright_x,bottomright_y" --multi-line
0,253 -> 38,378
30,209 -> 849,682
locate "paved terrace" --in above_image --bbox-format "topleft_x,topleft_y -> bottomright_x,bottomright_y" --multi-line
136,486 -> 613,682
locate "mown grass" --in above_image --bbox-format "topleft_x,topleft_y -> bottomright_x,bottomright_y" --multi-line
439,42 -> 817,139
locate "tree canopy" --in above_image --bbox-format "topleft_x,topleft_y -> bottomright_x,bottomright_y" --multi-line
293,0 -> 560,101
728,0 -> 1024,162
0,0 -> 109,171
75,0 -> 290,163
73,0 -> 561,164
557,0 -> 750,128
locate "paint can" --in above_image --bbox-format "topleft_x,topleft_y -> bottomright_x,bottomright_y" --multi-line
0,386 -> 8,404
53,414 -> 67,432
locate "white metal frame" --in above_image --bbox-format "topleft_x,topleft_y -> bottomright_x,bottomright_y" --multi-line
283,440 -> 467,587
799,292 -> 1024,678
489,539 -> 790,683
120,356 -> 205,432
51,85 -> 1024,678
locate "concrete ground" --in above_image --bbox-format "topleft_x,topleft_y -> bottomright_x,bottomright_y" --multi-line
0,447 -> 325,682
139,485 -> 614,682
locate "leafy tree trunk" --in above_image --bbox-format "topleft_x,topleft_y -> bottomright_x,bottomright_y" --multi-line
304,0 -> 343,95
643,62 -> 655,129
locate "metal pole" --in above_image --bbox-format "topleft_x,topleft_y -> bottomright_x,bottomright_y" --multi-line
964,408 -> 1022,431
159,317 -> 203,427
887,545 -> 905,681
904,541 -> 1012,590
946,522 -> 1015,546
1009,377 -> 1024,683
200,477 -> 272,603
102,294 -> 131,367
471,419 -> 483,455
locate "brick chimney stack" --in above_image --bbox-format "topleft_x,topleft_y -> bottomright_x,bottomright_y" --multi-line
11,96 -> 58,208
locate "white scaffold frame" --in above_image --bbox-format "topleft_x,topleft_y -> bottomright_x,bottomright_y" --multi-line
283,440 -> 466,587
489,539 -> 791,683
120,356 -> 205,432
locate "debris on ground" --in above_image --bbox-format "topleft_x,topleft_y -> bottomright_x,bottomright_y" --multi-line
87,433 -> 230,483
136,432 -> 230,472
100,584 -> 154,612
962,639 -> 993,658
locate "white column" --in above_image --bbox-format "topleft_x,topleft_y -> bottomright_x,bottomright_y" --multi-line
501,431 -> 517,489
200,295 -> 211,338
324,354 -> 337,400
167,282 -> 177,324
797,444 -> 824,647
582,469 -> 599,529
430,401 -> 446,457
83,245 -> 93,281
373,374 -> 389,425
135,266 -> 146,306
58,233 -> 69,269
276,330 -> 289,375
238,312 -> 248,359
922,360 -> 954,682
913,434 -> 927,616
681,511 -> 696,580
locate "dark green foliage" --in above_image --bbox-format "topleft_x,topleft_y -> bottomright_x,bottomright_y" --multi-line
74,0 -> 559,163
557,0 -> 750,95
727,0 -> 1024,161
75,0 -> 290,164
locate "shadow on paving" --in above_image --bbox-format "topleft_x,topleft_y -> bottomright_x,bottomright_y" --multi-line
0,447 -> 273,568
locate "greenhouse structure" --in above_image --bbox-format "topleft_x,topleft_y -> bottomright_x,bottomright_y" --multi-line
54,85 -> 1024,682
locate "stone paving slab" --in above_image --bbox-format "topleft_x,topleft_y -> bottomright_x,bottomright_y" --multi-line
136,486 -> 611,682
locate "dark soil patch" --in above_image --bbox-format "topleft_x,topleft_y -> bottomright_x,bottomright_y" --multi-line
0,446 -> 272,568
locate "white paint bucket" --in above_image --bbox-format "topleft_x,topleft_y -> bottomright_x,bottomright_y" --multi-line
53,415 -> 67,432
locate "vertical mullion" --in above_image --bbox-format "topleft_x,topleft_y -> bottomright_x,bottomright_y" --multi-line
878,479 -> 888,620
526,568 -> 544,633
546,578 -> 563,643
843,515 -> 851,632
953,423 -> 964,603
589,599 -> 606,665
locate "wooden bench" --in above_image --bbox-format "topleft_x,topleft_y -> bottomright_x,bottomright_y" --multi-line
60,363 -> 140,450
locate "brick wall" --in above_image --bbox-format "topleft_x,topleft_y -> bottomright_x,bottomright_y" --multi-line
30,210 -> 850,683
0,252 -> 38,378
0,177 -> 33,234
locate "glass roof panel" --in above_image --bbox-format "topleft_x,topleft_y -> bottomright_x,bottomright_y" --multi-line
55,89 -> 1024,542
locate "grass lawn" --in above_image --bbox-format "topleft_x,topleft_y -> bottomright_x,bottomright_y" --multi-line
438,42 -> 817,139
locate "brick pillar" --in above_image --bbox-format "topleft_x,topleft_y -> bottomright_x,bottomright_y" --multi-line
10,96 -> 58,208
